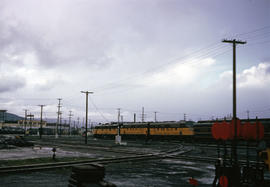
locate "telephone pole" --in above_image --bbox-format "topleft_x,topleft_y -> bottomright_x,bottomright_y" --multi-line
142,107 -> 145,122
222,39 -> 246,123
246,110 -> 250,120
38,105 -> 45,139
117,108 -> 121,136
56,98 -> 62,138
222,39 -> 246,163
134,113 -> 136,123
59,112 -> 63,136
154,111 -> 157,122
64,119 -> 67,134
28,113 -> 34,130
68,111 -> 73,136
117,108 -> 121,124
23,109 -> 28,134
81,91 -> 94,144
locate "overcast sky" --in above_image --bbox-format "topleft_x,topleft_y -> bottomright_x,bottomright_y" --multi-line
0,0 -> 269,125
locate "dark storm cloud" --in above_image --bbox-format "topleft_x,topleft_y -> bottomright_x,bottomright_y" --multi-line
0,18 -> 58,67
0,15 -> 112,71
0,0 -> 208,71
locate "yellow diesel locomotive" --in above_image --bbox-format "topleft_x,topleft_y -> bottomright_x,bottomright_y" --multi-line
93,121 -> 194,140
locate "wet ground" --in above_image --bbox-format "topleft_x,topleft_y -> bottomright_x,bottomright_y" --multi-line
105,159 -> 214,187
0,146 -> 96,160
0,159 -> 214,187
0,135 -> 266,186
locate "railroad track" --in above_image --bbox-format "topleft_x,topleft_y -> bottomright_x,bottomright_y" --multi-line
2,144 -> 262,174
0,144 -> 189,174
182,142 -> 259,150
31,138 -> 185,156
166,155 -> 265,167
32,141 -> 155,156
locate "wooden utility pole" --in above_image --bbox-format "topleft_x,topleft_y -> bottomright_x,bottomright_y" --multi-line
223,39 -> 246,123
23,109 -> 28,134
117,108 -> 121,136
81,91 -> 93,144
134,113 -> 136,123
154,111 -> 157,122
59,112 -> 63,136
142,107 -> 145,122
27,114 -> 34,130
77,117 -> 80,127
68,111 -> 73,135
56,98 -> 62,138
117,108 -> 121,124
38,105 -> 45,139
222,39 -> 246,163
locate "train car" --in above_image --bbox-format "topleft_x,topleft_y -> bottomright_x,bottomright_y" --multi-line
149,121 -> 194,140
93,121 -> 194,140
93,123 -> 119,138
121,123 -> 148,139
257,118 -> 270,142
193,122 -> 212,141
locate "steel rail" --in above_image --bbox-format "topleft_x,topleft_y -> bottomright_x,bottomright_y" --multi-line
0,145 -> 188,174
32,142 -> 150,155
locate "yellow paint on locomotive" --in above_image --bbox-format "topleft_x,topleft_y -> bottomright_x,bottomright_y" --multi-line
120,128 -> 147,135
260,148 -> 270,171
150,127 -> 194,136
181,128 -> 194,135
94,128 -> 117,135
93,126 -> 194,136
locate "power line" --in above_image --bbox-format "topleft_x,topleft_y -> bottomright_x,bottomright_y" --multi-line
92,43 -> 227,93
233,25 -> 270,38
92,26 -> 270,94
247,40 -> 270,46
94,48 -> 232,96
88,97 -> 110,123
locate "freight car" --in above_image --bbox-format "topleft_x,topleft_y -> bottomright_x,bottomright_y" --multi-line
93,121 -> 194,140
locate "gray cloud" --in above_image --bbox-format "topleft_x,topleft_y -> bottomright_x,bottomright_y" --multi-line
0,75 -> 25,93
265,64 -> 270,75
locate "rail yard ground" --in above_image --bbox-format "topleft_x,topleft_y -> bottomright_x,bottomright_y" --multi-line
0,135 -> 268,186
